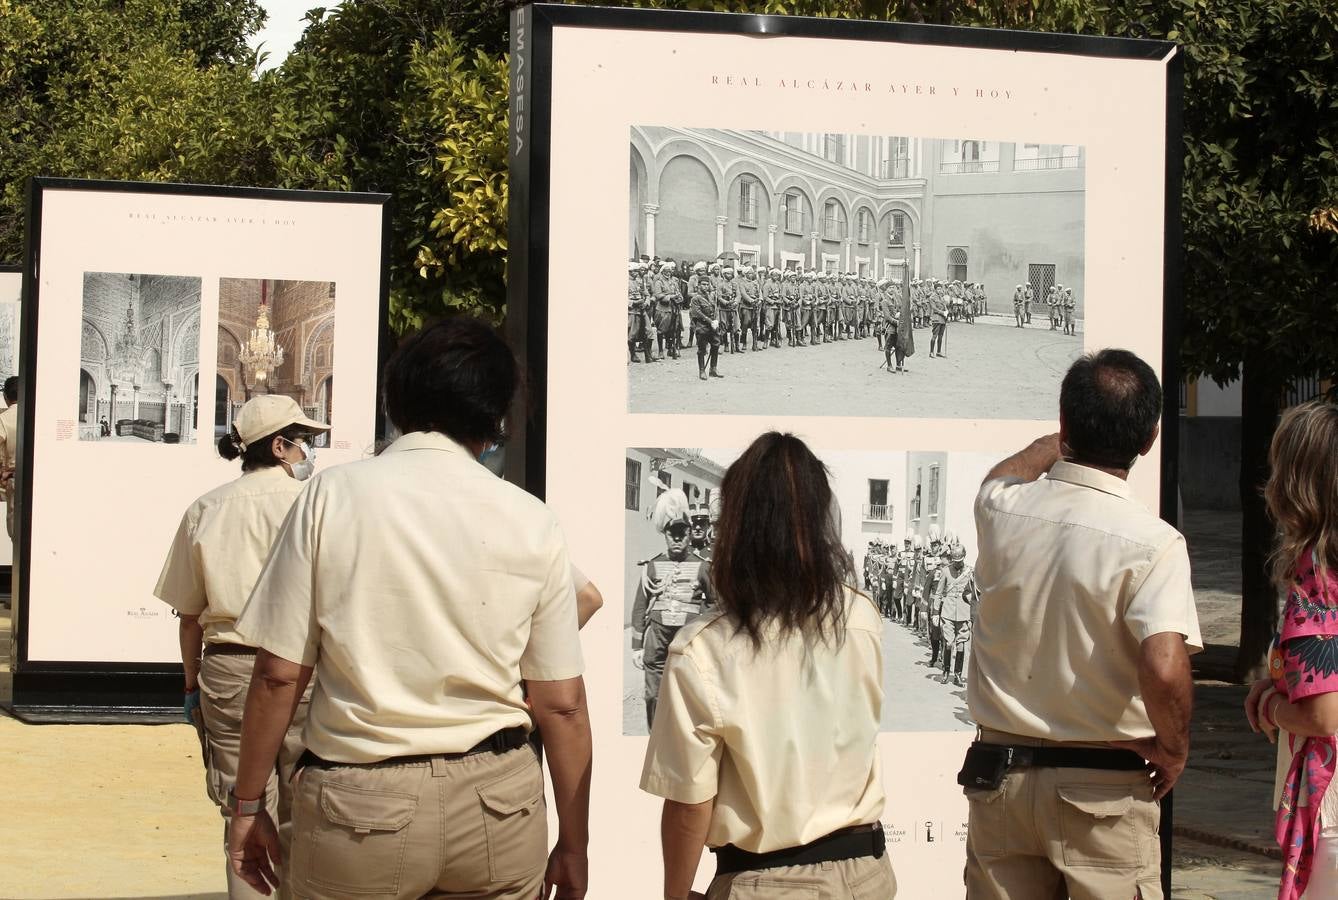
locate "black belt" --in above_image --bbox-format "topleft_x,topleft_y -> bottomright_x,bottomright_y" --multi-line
296,727 -> 529,770
712,824 -> 885,877
986,743 -> 1146,771
202,643 -> 258,658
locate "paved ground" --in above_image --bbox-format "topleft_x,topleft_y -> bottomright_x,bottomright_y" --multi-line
0,508 -> 1287,898
628,314 -> 1084,419
880,615 -> 974,732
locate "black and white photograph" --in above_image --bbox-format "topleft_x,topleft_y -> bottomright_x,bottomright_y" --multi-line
0,292 -> 20,385
622,444 -> 995,736
218,278 -> 335,448
78,272 -> 202,443
627,128 -> 1085,418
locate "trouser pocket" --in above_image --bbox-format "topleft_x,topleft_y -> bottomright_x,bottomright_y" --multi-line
476,758 -> 547,882
1057,782 -> 1149,868
301,777 -> 419,896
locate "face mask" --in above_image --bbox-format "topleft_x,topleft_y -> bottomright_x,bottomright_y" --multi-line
281,437 -> 315,481
477,443 -> 500,465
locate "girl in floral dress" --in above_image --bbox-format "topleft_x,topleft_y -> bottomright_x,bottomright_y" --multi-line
1245,398 -> 1338,899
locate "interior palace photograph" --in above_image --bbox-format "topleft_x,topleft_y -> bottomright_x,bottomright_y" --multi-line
217,277 -> 336,448
78,272 -> 202,444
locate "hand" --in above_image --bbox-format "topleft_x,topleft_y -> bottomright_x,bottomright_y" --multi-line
1245,679 -> 1281,744
183,688 -> 201,725
1109,737 -> 1187,801
632,649 -> 646,671
228,809 -> 281,895
542,843 -> 588,899
1032,433 -> 1063,462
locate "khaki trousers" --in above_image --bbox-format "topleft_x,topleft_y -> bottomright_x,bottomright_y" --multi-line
199,651 -> 310,900
289,744 -> 546,900
706,855 -> 896,899
965,729 -> 1162,900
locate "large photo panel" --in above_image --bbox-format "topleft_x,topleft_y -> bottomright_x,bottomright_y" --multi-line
20,181 -> 387,666
510,6 -> 1178,897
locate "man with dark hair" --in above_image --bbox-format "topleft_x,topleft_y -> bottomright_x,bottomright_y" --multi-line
690,274 -> 724,381
0,375 -> 19,541
962,348 -> 1200,900
227,317 -> 592,899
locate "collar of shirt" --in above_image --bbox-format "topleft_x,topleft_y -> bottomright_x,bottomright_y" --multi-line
1046,459 -> 1131,500
382,430 -> 473,458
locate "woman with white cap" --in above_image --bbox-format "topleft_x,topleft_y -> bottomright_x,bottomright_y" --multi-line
155,394 -> 330,899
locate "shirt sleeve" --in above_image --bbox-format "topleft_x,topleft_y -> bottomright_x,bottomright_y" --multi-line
154,508 -> 206,616
519,520 -> 584,681
640,649 -> 723,804
570,562 -> 591,593
1124,536 -> 1203,653
1279,636 -> 1338,702
233,482 -> 322,667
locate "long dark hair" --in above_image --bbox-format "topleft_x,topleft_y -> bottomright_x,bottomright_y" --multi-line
711,432 -> 854,649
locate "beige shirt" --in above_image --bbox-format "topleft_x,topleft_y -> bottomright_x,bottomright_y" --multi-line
233,431 -> 583,763
968,461 -> 1202,742
640,591 -> 886,852
0,403 -> 17,468
154,466 -> 304,647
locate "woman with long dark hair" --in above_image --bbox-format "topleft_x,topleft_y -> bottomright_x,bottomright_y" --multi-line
641,431 -> 894,899
155,394 -> 329,898
1245,399 -> 1338,899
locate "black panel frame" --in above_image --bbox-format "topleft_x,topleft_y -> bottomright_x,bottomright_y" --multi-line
8,178 -> 393,722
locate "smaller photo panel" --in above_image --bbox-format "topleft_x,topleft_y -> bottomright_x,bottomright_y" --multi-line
623,445 -> 996,736
218,278 -> 335,448
78,272 -> 202,444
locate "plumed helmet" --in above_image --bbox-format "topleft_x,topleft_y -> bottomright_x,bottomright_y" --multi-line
913,535 -> 924,549
708,493 -> 722,524
651,488 -> 691,534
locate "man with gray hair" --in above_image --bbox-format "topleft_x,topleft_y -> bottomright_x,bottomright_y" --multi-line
962,348 -> 1200,900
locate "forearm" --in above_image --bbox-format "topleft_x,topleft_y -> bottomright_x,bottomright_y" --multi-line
235,653 -> 311,800
983,434 -> 1061,485
662,798 -> 713,900
1138,634 -> 1193,756
1273,692 -> 1338,738
179,617 -> 204,691
576,584 -> 603,629
532,685 -> 593,849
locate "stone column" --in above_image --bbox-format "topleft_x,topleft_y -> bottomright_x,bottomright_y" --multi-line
643,204 -> 658,259
810,232 -> 819,268
844,238 -> 853,272
913,242 -> 922,279
767,225 -> 776,268
131,385 -> 140,420
716,216 -> 728,255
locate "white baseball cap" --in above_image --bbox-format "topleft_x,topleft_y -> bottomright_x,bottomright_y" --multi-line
235,395 -> 331,449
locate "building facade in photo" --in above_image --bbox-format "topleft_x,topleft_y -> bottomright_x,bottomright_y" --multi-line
624,447 -> 727,624
629,127 -> 1085,313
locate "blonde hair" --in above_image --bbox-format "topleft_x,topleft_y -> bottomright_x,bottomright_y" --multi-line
1264,399 -> 1338,589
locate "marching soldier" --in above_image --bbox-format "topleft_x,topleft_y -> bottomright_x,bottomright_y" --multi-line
929,280 -> 949,358
738,265 -> 762,352
1013,284 -> 1026,328
690,269 -> 724,381
652,261 -> 680,360
798,271 -> 816,346
631,489 -> 712,730
718,266 -> 740,354
933,545 -> 976,686
893,536 -> 915,623
628,261 -> 653,363
781,269 -> 800,347
763,268 -> 782,348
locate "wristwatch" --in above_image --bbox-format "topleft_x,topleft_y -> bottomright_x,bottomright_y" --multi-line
226,786 -> 266,817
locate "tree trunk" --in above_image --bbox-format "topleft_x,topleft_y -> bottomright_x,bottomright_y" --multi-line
1234,358 -> 1283,681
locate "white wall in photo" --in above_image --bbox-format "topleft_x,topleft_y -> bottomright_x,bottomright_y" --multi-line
0,270 -> 19,569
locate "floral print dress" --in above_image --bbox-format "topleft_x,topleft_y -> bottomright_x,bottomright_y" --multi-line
1270,550 -> 1338,900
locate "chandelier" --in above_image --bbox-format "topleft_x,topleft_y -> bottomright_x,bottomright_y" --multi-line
109,294 -> 143,385
238,280 -> 284,386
